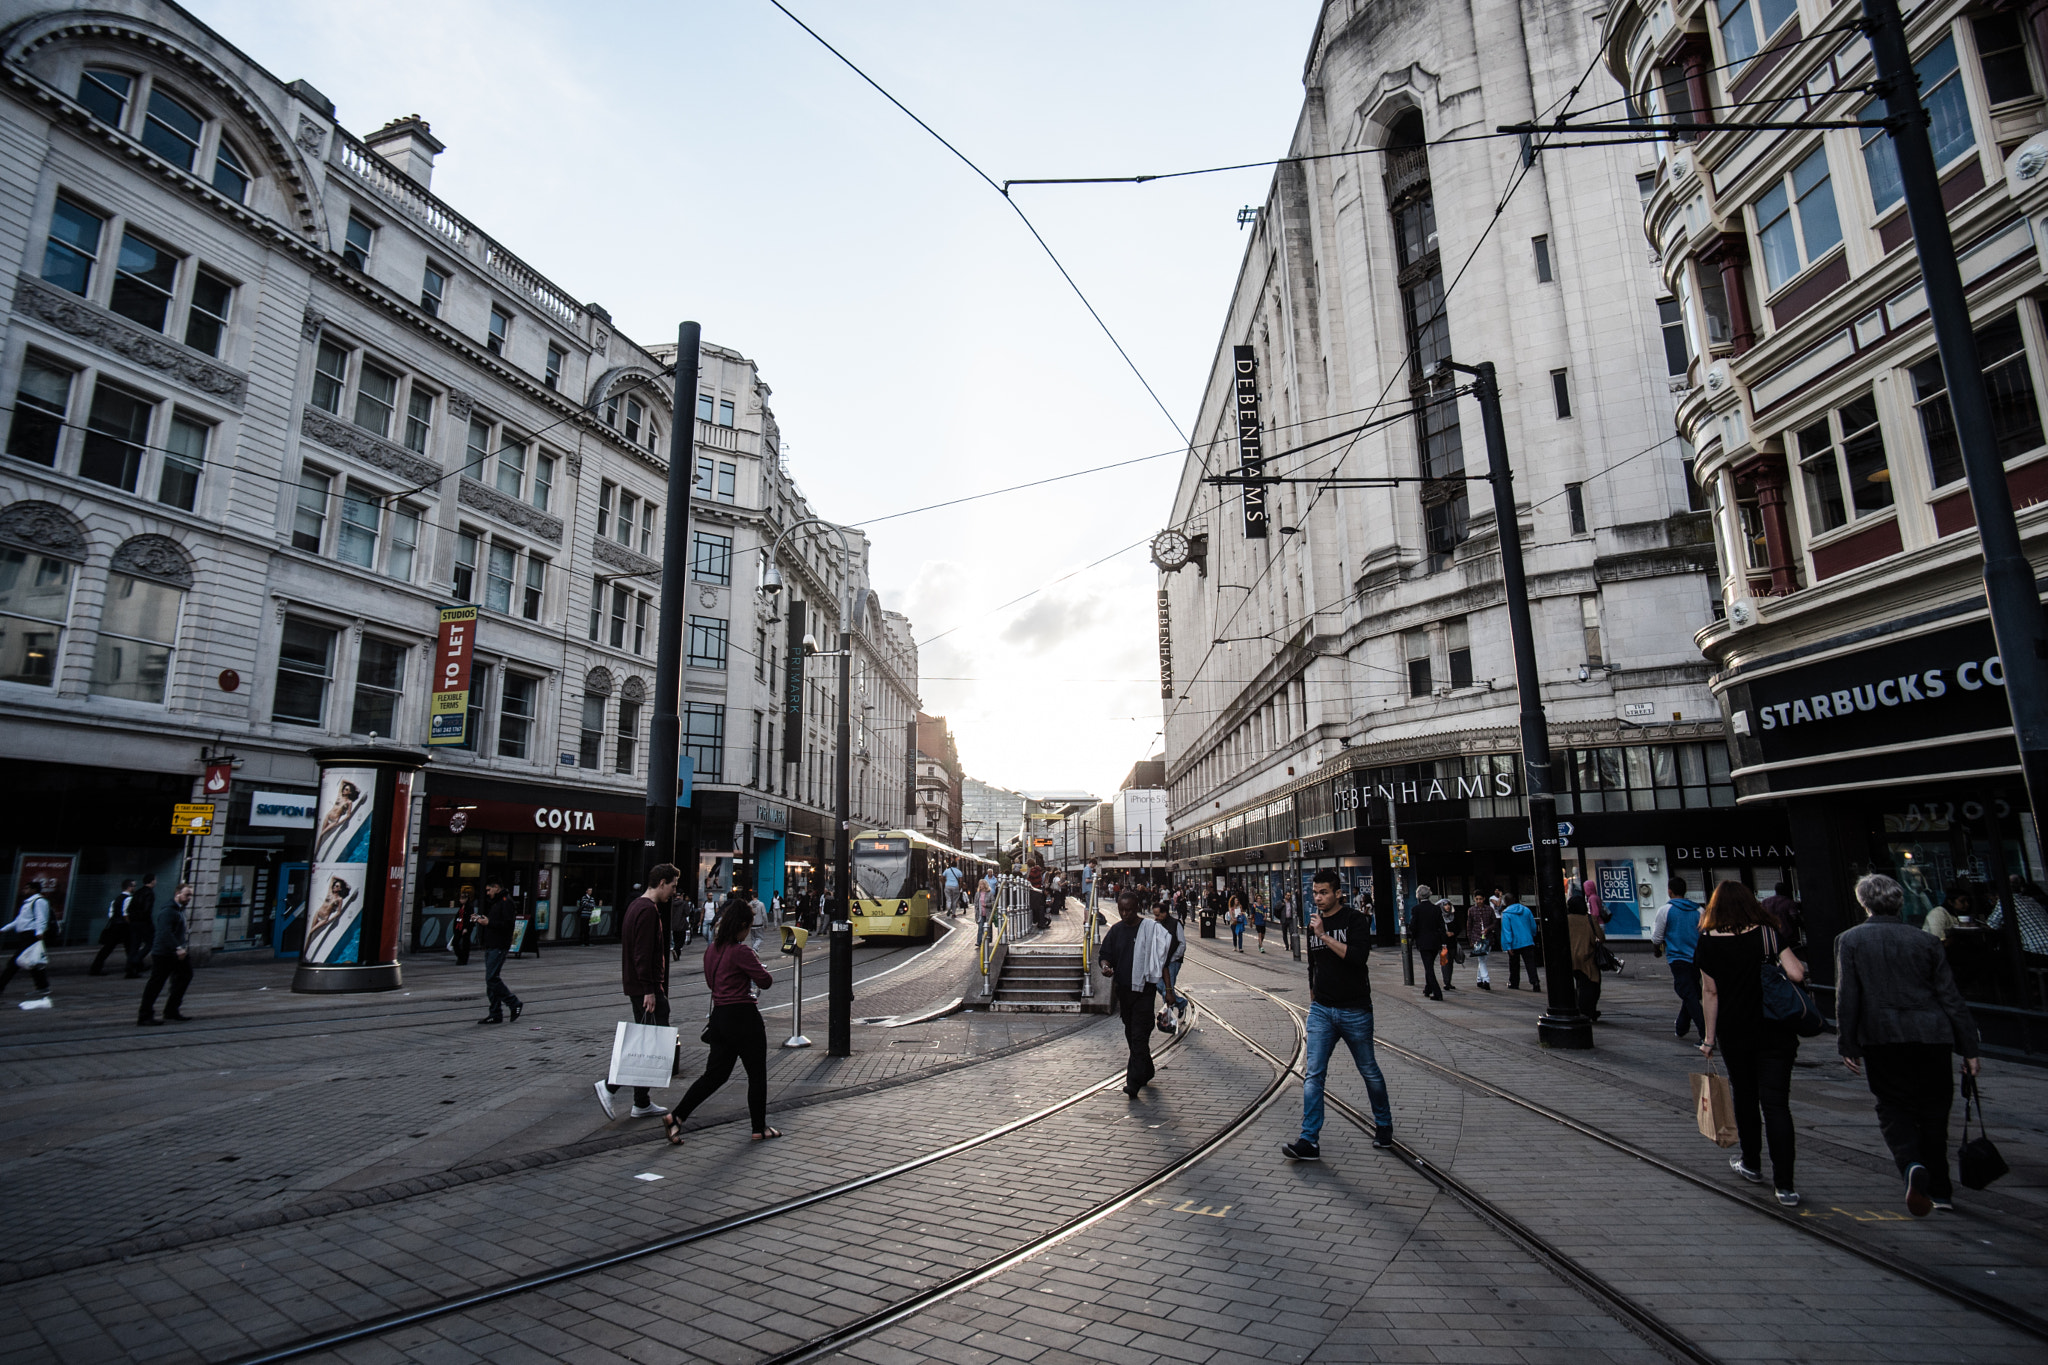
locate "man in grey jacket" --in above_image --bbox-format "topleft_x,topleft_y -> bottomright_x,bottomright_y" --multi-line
1836,873 -> 1981,1217
138,881 -> 195,1025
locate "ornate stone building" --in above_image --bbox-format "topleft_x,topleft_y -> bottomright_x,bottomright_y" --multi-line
1160,0 -> 1759,935
1602,0 -> 2048,1005
0,0 -> 915,951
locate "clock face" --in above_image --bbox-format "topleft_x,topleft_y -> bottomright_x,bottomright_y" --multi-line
1151,528 -> 1191,570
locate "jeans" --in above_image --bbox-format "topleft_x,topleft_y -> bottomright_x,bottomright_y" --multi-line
1669,960 -> 1705,1038
1231,925 -> 1244,950
1507,945 -> 1540,988
483,948 -> 519,1018
607,992 -> 671,1108
670,1002 -> 769,1133
1722,1031 -> 1798,1190
1118,985 -> 1157,1091
139,952 -> 192,1019
1863,1042 -> 1956,1200
1301,1003 -> 1393,1142
1160,959 -> 1182,1009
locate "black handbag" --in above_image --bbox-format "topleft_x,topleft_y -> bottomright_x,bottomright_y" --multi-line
1758,928 -> 1825,1037
1957,1071 -> 2009,1191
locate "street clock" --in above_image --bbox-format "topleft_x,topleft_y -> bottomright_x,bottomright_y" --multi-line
1151,528 -> 1191,571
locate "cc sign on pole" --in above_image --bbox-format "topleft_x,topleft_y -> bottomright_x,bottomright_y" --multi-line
1388,843 -> 1409,868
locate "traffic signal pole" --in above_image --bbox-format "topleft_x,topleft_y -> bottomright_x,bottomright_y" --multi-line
1449,360 -> 1591,1049
646,322 -> 702,880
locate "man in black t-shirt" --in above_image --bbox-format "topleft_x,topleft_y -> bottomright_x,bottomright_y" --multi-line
474,879 -> 523,1025
1283,867 -> 1395,1161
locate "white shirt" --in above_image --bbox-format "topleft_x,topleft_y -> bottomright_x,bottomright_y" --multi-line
1132,917 -> 1171,990
7,895 -> 51,936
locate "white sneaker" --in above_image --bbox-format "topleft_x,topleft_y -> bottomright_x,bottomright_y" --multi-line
594,1080 -> 618,1120
18,996 -> 52,1010
629,1104 -> 667,1119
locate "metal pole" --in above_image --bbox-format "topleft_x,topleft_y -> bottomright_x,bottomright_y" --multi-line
1864,0 -> 2048,838
1452,359 -> 1590,1048
646,322 -> 702,879
784,937 -> 810,1048
829,579 -> 855,1056
1392,789 -> 1412,985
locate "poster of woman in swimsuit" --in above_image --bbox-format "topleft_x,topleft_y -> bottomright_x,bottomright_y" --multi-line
305,766 -> 375,964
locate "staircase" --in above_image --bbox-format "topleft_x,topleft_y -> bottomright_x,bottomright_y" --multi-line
989,945 -> 1090,1012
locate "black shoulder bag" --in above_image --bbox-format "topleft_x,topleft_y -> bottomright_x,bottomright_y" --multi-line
1957,1071 -> 2009,1190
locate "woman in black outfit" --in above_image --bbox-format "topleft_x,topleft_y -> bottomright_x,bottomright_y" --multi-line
663,900 -> 778,1144
1696,880 -> 1807,1206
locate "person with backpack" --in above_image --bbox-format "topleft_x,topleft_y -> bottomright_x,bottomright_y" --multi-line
1835,873 -> 1981,1216
89,879 -> 135,976
1696,880 -> 1807,1208
1499,892 -> 1540,990
1651,877 -> 1705,1039
0,879 -> 55,1008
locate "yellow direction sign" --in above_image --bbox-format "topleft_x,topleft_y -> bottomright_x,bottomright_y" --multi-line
1388,842 -> 1410,868
171,802 -> 216,836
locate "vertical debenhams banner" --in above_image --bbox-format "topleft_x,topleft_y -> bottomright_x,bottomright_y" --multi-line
1234,344 -> 1266,539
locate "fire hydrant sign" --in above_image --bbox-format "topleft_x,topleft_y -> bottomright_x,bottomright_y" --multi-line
171,803 -> 216,836
428,605 -> 479,746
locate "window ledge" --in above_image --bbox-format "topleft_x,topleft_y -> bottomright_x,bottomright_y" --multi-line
1803,505 -> 1899,553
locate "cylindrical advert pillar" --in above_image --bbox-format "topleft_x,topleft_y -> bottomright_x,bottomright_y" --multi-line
293,745 -> 428,993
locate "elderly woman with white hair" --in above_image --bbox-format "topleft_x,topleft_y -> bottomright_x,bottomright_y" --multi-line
1835,872 -> 1982,1217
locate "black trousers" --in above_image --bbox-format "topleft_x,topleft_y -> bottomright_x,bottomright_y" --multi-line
1863,1042 -> 1956,1200
1722,1031 -> 1798,1191
139,952 -> 192,1019
0,933 -> 48,996
452,930 -> 471,966
1669,960 -> 1706,1038
125,921 -> 150,976
90,920 -> 127,974
1416,944 -> 1442,997
1507,946 -> 1541,988
1117,985 -> 1157,1092
1440,944 -> 1456,986
1575,970 -> 1603,1019
670,1002 -> 769,1133
483,948 -> 519,1017
607,992 -> 672,1108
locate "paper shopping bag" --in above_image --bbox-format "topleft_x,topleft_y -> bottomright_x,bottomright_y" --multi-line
1692,1070 -> 1737,1147
608,1020 -> 681,1090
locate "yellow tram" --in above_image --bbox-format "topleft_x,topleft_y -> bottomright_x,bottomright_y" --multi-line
849,828 -> 990,940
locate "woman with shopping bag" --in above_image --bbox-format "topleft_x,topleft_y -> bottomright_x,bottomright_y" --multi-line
1696,880 -> 1807,1207
663,897 -> 779,1144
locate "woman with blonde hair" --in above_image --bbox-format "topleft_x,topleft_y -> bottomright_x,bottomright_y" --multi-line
1696,879 -> 1807,1207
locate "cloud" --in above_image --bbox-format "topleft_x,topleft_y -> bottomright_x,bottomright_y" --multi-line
999,591 -> 1109,653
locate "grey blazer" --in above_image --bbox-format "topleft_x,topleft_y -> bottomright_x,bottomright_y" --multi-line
1834,914 -> 1979,1059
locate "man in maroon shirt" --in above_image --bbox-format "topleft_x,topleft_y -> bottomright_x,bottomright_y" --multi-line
596,863 -> 680,1120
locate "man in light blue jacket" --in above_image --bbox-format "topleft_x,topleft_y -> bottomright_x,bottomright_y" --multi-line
1499,895 -> 1539,991
1651,877 -> 1705,1039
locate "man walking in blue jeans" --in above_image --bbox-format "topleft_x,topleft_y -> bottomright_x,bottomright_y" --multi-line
1283,867 -> 1395,1159
1651,876 -> 1705,1039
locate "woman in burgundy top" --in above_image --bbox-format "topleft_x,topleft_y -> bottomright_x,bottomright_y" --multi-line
663,900 -> 778,1143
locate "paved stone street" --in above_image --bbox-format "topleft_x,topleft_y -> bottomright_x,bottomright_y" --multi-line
1,918 -> 2042,1365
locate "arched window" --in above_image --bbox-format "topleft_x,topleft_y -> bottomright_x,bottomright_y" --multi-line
93,535 -> 192,703
72,60 -> 260,204
0,501 -> 90,688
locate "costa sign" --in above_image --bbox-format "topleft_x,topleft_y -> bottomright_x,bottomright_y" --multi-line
427,797 -> 642,839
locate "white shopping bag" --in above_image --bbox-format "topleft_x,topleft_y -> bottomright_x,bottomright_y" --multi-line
14,939 -> 47,970
608,1020 -> 680,1090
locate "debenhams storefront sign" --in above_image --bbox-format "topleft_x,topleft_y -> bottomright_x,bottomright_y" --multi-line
1718,614 -> 2020,801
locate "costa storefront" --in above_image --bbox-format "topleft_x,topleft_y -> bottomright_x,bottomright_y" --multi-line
414,775 -> 645,950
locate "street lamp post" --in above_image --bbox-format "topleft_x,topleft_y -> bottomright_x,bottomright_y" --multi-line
645,323 -> 702,879
761,519 -> 861,1057
1446,357 -> 1591,1050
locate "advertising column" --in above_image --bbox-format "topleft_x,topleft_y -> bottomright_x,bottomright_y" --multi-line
294,745 -> 428,993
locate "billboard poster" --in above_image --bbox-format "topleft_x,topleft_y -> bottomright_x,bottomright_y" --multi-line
305,766 -> 377,963
1594,858 -> 1643,937
428,605 -> 479,745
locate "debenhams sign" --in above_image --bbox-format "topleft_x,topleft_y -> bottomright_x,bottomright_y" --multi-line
1726,616 -> 2016,775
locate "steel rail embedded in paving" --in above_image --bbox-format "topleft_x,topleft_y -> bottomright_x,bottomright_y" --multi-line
1189,964 -> 1720,1365
1195,955 -> 2048,1347
220,1010 -> 1196,1365
753,996 -> 1307,1365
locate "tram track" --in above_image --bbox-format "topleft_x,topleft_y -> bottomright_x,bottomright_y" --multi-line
1194,954 -> 2048,1347
201,981 -> 1294,1365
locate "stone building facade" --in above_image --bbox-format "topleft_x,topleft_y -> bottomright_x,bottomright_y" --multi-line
1160,0 -> 1766,937
0,0 -> 915,952
1602,0 -> 2048,1006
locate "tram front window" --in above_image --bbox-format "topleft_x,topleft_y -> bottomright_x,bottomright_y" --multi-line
854,838 -> 911,901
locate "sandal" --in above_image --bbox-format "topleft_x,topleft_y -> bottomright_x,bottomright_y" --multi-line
750,1127 -> 782,1142
662,1114 -> 683,1145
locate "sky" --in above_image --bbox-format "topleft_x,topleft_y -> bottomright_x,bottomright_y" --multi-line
186,0 -> 1326,797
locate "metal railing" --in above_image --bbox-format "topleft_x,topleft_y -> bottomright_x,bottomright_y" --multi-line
977,875 -> 1038,999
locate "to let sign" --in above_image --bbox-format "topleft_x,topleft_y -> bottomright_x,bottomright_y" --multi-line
1233,345 -> 1267,539
428,605 -> 479,745
171,803 -> 216,836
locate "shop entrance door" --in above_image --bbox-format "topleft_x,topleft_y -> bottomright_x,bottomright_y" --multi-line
273,862 -> 309,959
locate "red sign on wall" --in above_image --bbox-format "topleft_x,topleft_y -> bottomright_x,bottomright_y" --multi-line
429,606 -> 479,746
426,797 -> 643,840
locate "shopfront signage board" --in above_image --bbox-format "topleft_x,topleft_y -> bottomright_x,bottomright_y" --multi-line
250,790 -> 317,828
1233,345 -> 1267,539
171,803 -> 216,836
